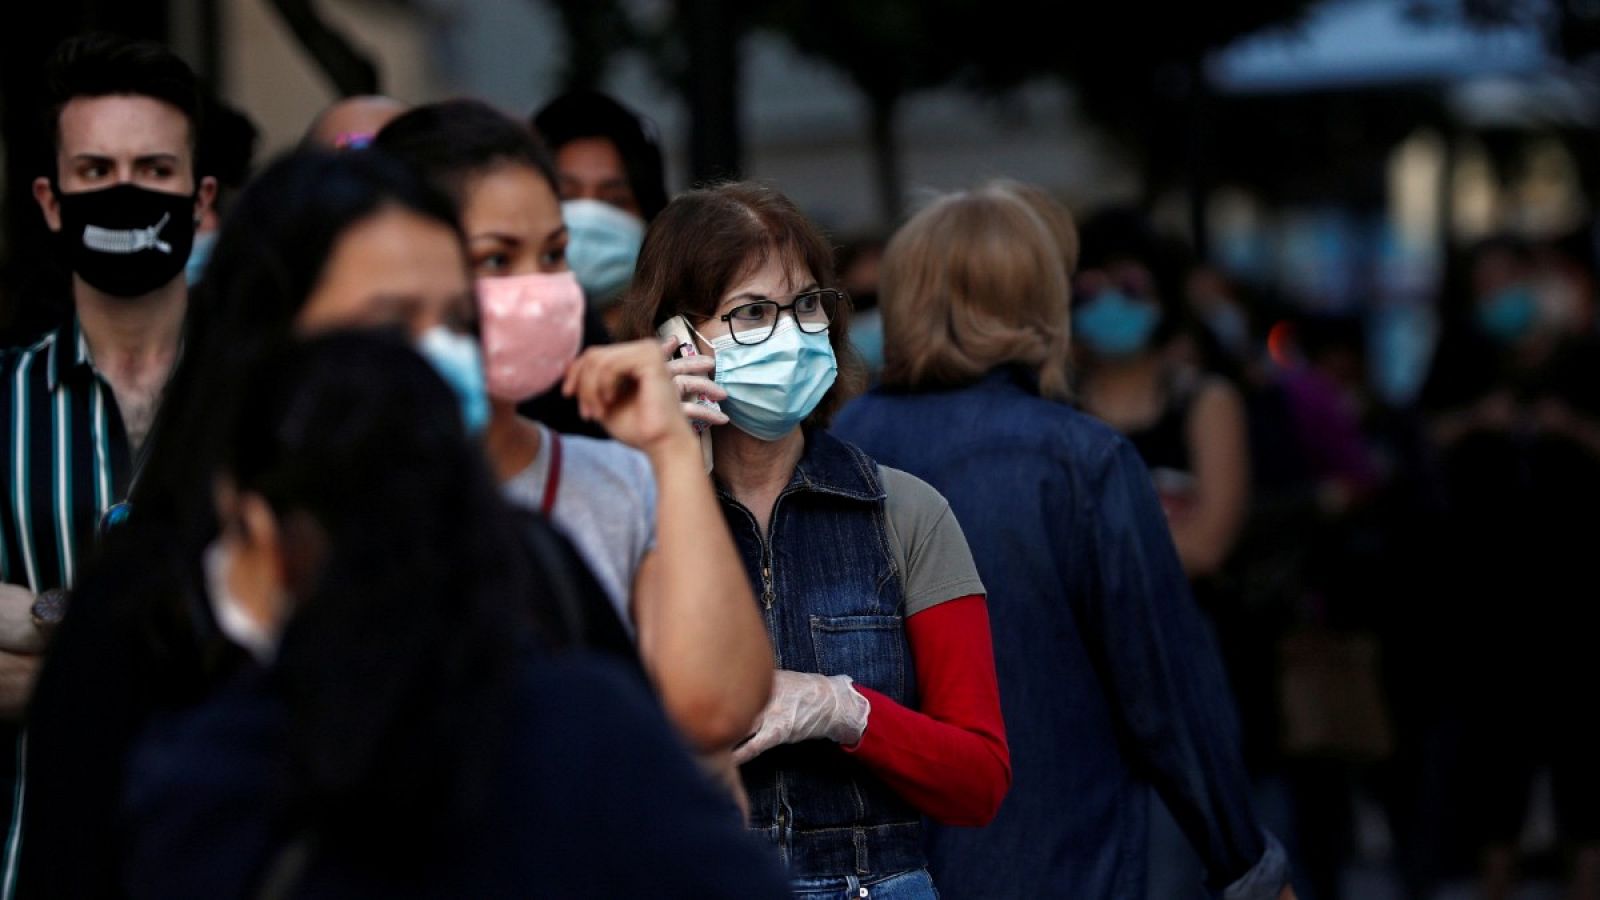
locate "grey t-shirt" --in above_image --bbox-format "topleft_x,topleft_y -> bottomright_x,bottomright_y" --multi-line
502,424 -> 657,628
879,465 -> 986,616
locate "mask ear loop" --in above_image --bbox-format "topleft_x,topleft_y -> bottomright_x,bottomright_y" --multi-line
683,317 -> 719,354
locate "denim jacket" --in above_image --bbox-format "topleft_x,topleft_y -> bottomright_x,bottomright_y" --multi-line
719,428 -> 927,881
834,368 -> 1288,900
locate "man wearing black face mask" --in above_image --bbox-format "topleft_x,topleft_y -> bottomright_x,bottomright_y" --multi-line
0,32 -> 214,875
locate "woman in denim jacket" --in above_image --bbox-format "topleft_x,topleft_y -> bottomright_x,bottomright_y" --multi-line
833,184 -> 1294,900
618,182 -> 1010,899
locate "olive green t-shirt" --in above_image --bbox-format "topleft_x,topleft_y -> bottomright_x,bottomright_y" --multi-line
879,465 -> 986,616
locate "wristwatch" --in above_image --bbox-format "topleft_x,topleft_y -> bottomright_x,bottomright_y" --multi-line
31,588 -> 70,631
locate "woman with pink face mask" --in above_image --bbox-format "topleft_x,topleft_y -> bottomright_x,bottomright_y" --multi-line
374,102 -> 772,765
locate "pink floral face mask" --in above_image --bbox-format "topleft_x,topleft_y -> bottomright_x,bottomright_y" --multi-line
477,271 -> 585,402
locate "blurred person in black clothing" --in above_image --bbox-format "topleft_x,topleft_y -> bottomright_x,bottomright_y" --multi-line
1418,232 -> 1600,900
120,333 -> 788,898
17,150 -> 637,897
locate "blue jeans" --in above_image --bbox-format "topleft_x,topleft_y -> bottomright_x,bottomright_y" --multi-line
790,867 -> 938,899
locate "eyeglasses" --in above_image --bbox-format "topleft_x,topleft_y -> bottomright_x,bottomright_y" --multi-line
717,289 -> 843,346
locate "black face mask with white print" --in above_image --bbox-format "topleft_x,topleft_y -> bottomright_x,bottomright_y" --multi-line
55,183 -> 196,298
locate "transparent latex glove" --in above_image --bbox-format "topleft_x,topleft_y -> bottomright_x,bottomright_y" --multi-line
731,669 -> 870,766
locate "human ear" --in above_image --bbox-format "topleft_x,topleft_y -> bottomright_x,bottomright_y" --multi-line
32,177 -> 61,233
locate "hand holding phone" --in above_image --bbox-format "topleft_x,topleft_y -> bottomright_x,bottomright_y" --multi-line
657,316 -> 725,472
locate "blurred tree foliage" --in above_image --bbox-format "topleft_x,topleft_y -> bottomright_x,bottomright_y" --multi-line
538,0 -> 1319,222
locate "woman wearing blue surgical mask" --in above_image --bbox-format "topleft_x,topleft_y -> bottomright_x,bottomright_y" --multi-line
618,182 -> 1010,898
1071,207 -> 1251,583
1417,234 -> 1600,900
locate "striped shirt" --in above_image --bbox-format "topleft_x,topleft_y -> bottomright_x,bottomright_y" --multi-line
0,319 -> 133,898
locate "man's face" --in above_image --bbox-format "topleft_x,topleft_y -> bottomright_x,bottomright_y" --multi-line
555,137 -> 640,217
34,94 -> 215,233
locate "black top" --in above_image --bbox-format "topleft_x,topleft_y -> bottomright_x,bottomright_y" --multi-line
1122,370 -> 1203,479
122,653 -> 789,899
15,505 -> 636,898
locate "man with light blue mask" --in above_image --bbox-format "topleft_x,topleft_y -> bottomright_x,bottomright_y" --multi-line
562,197 -> 645,315
533,90 -> 667,335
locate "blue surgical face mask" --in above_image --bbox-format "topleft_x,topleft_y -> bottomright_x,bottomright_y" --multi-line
690,317 -> 838,442
1476,285 -> 1537,343
849,308 -> 885,377
186,230 -> 217,286
417,326 -> 489,435
562,199 -> 645,309
1074,290 -> 1162,358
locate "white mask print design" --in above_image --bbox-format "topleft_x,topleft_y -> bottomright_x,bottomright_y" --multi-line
83,212 -> 174,255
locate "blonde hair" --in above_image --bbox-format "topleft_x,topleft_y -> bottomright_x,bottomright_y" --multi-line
990,178 -> 1079,278
878,184 -> 1073,402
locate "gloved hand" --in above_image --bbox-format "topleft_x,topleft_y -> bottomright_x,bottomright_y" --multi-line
732,669 -> 871,765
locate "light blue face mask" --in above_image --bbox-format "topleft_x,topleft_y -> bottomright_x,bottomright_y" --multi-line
562,199 -> 645,309
691,317 -> 837,441
849,308 -> 886,378
185,230 -> 217,286
1476,285 -> 1538,343
1074,290 -> 1162,358
417,326 -> 490,435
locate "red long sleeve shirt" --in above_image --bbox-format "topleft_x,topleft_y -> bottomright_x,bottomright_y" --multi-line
843,594 -> 1010,826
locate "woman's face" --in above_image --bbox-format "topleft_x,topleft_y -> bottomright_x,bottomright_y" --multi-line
462,163 -> 569,279
295,206 -> 475,339
1072,259 -> 1164,361
692,253 -> 819,359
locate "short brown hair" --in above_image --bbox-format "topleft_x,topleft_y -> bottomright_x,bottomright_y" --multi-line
878,184 -> 1073,402
617,181 -> 865,428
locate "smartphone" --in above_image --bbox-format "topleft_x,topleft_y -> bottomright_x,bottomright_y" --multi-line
658,315 -> 717,472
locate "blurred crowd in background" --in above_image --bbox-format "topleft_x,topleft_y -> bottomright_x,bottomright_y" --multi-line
3,3 -> 1600,899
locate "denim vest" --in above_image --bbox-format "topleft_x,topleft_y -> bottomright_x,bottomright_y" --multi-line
717,429 -> 926,881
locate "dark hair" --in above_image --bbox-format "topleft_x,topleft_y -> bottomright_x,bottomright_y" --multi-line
196,93 -> 259,204
43,33 -> 202,179
533,89 -> 669,221
227,332 -> 531,847
618,181 -> 864,428
132,150 -> 463,557
375,99 -> 559,205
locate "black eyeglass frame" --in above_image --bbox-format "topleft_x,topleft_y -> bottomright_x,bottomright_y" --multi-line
715,288 -> 845,346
